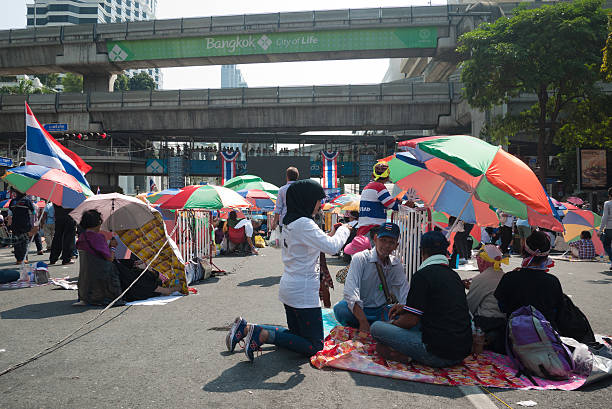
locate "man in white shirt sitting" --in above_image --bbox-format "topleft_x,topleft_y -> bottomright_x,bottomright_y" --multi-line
333,222 -> 409,332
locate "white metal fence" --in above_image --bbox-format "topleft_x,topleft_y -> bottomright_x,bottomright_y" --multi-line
174,210 -> 212,263
393,205 -> 430,282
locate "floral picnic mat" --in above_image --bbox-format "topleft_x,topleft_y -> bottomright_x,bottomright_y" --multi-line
312,324 -> 587,390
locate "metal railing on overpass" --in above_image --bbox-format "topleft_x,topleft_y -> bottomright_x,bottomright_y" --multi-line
0,82 -> 462,113
0,2 -> 548,45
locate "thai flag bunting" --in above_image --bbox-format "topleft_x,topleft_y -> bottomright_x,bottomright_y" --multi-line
220,151 -> 239,185
96,186 -> 101,195
321,151 -> 339,189
149,178 -> 157,192
25,103 -> 91,188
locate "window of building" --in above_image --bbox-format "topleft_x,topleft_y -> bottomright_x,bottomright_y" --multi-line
126,9 -> 131,16
81,7 -> 99,15
116,7 -> 121,14
135,2 -> 139,8
142,12 -> 147,18
126,0 -> 132,6
134,11 -> 139,17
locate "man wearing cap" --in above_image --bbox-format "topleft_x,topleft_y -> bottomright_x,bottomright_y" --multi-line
333,222 -> 409,332
370,231 -> 472,367
344,162 -> 399,256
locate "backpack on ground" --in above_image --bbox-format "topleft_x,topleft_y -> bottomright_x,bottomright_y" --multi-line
506,305 -> 574,384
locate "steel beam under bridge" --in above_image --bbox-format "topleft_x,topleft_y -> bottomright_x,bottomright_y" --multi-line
0,82 -> 468,137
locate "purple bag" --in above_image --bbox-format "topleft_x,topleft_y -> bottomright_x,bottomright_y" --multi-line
507,305 -> 574,383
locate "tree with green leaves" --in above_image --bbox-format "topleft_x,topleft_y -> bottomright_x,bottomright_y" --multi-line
128,72 -> 157,90
113,73 -> 130,91
602,15 -> 612,81
457,0 -> 609,181
62,73 -> 83,93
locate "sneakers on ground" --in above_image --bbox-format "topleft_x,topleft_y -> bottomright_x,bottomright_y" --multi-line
244,324 -> 264,363
225,316 -> 247,352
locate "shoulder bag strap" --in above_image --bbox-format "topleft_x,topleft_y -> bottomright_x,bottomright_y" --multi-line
375,262 -> 398,304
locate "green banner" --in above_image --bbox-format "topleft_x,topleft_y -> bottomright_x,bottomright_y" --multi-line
107,26 -> 438,62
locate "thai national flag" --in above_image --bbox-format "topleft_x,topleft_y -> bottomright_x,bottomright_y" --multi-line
149,178 -> 157,192
321,151 -> 339,189
25,103 -> 91,188
220,151 -> 239,185
96,186 -> 101,195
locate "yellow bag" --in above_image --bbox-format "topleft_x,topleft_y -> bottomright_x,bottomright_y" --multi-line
254,235 -> 266,248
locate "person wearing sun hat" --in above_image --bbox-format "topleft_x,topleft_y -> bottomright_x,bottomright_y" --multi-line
466,244 -> 509,353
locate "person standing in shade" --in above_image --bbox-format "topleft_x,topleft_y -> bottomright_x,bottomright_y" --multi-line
49,204 -> 76,265
599,187 -> 612,270
41,202 -> 55,253
8,190 -> 36,264
497,211 -> 515,256
270,166 -> 299,232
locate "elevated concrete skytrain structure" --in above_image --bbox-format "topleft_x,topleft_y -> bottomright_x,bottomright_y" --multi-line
0,2 -> 546,91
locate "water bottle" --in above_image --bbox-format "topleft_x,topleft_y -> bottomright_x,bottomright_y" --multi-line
19,262 -> 28,281
472,327 -> 485,357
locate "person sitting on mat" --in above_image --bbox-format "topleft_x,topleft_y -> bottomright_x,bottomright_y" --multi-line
568,230 -> 596,260
76,210 -> 178,305
465,244 -> 508,354
333,222 -> 409,332
370,231 -> 472,367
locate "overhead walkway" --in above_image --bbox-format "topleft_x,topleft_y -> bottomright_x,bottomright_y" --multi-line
0,3 -> 541,90
0,81 -> 467,137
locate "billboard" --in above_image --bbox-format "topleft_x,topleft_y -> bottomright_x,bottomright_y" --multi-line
247,156 -> 311,188
107,26 -> 438,62
580,149 -> 607,188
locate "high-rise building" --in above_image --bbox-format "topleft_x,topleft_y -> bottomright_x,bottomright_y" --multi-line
221,65 -> 247,89
26,0 -> 162,88
220,65 -> 248,158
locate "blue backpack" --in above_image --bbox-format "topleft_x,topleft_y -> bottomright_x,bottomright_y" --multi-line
507,305 -> 574,384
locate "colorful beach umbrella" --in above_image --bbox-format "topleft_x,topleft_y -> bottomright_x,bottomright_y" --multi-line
566,196 -> 584,206
562,209 -> 603,255
398,135 -> 562,231
2,165 -> 94,209
224,174 -> 279,195
161,184 -> 251,210
331,193 -> 360,206
388,151 -> 499,227
236,189 -> 277,211
340,201 -> 360,212
145,188 -> 182,205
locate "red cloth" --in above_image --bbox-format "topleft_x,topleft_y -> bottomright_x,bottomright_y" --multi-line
228,226 -> 246,244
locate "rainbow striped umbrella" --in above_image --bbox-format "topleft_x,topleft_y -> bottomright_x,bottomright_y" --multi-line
398,135 -> 562,231
145,188 -> 182,205
236,189 -> 277,211
331,193 -> 360,206
562,209 -> 603,255
160,184 -> 251,210
2,165 -> 93,209
388,151 -> 499,227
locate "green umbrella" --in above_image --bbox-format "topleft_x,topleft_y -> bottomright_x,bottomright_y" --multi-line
224,175 -> 279,195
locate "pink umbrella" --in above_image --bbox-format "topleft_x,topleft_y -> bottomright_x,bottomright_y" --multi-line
566,196 -> 584,206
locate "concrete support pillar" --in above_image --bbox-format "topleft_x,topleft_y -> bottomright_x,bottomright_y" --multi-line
82,73 -> 116,92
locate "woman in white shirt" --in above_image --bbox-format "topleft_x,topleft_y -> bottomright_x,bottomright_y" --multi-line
225,180 -> 350,362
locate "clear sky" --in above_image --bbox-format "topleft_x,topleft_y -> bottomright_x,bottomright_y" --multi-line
3,0 -> 444,89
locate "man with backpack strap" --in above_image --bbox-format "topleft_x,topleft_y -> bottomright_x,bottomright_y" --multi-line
494,231 -> 564,330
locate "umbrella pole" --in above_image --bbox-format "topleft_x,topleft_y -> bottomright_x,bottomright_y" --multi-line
446,176 -> 483,239
23,181 -> 58,264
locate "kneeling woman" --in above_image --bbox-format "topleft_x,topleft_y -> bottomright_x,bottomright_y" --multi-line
225,180 -> 350,361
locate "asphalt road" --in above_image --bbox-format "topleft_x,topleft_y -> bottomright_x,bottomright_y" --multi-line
0,245 -> 610,409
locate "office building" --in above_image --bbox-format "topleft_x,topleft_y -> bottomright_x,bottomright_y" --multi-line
26,0 -> 162,88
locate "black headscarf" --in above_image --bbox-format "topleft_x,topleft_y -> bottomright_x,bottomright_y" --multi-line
283,179 -> 326,226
